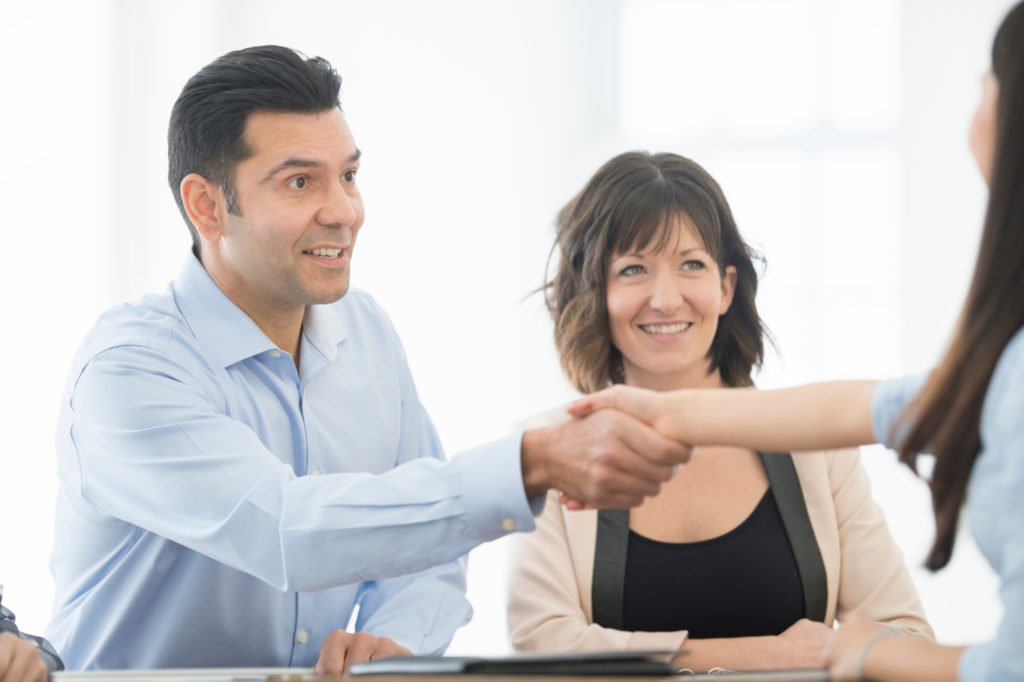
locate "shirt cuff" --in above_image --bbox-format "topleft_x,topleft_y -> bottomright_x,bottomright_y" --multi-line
871,374 -> 929,449
958,641 -> 995,682
455,431 -> 539,541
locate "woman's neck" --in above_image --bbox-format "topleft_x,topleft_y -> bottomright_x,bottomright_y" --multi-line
623,359 -> 727,392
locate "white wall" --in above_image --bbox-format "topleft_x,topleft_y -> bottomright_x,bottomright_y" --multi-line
0,0 -> 1014,656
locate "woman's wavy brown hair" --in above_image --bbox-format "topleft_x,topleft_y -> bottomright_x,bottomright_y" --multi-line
543,151 -> 768,394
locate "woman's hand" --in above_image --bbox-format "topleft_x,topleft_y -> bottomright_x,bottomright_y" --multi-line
774,619 -> 836,670
568,385 -> 679,440
670,620 -> 834,673
822,613 -> 893,682
823,613 -> 963,682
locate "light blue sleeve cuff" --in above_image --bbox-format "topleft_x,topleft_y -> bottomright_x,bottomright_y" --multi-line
455,431 -> 544,542
870,374 -> 930,449
958,641 -> 997,682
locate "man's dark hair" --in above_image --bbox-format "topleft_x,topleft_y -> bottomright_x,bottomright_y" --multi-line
168,45 -> 343,257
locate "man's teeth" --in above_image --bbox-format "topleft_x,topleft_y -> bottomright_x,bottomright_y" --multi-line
640,322 -> 692,334
308,248 -> 343,259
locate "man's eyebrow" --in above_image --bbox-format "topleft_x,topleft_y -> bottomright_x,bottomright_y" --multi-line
259,150 -> 361,184
260,158 -> 322,184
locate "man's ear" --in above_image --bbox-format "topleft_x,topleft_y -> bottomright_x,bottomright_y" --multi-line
719,265 -> 738,315
180,174 -> 227,246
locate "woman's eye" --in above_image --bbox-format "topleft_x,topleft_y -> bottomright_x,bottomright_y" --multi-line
682,260 -> 705,271
288,177 -> 308,190
620,264 -> 645,276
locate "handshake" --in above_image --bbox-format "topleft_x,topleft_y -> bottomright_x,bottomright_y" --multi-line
520,385 -> 690,510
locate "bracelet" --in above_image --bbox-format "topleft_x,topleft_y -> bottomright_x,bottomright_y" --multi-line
854,627 -> 899,682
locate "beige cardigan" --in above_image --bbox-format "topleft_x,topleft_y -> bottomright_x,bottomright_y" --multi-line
507,407 -> 934,653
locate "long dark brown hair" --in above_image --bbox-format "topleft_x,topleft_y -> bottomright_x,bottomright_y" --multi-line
898,2 -> 1024,570
544,151 -> 767,393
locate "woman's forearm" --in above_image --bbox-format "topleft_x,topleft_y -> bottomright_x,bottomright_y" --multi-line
865,637 -> 963,682
662,381 -> 878,451
677,632 -> 829,673
675,637 -> 776,672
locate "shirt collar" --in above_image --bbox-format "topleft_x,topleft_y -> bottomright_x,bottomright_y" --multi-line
173,252 -> 349,369
302,302 -> 347,362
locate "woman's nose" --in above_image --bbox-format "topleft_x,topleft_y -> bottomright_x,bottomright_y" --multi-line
648,273 -> 684,313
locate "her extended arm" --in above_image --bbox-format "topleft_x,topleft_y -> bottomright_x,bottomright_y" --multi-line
568,381 -> 879,451
825,613 -> 962,682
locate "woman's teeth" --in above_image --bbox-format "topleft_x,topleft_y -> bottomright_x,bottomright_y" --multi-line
307,248 -> 343,259
640,322 -> 692,334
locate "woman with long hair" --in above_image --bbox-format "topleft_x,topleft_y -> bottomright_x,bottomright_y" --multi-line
506,151 -> 932,673
569,4 -> 1024,680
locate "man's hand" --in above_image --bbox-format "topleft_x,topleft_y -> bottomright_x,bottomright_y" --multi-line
0,633 -> 47,682
521,407 -> 692,509
315,630 -> 411,677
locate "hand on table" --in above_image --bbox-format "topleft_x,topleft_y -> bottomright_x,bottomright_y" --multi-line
822,613 -> 892,681
521,406 -> 692,509
775,618 -> 836,670
315,630 -> 411,677
0,633 -> 47,682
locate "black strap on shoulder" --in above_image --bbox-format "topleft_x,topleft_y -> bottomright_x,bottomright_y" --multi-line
759,452 -> 829,623
591,455 -> 829,628
591,508 -> 630,629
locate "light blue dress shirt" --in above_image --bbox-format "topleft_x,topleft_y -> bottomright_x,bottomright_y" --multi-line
47,253 -> 539,670
872,327 -> 1024,682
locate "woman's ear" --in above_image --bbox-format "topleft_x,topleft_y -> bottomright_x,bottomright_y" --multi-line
719,265 -> 738,315
180,173 -> 228,246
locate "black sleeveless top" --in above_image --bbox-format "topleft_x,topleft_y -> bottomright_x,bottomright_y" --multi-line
621,488 -> 805,638
592,453 -> 828,635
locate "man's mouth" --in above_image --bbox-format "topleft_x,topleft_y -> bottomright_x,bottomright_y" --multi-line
304,247 -> 345,260
639,322 -> 692,334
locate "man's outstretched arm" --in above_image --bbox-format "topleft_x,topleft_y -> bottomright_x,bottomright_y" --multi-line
64,346 -> 690,593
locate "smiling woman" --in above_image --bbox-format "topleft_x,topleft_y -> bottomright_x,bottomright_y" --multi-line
507,151 -> 934,673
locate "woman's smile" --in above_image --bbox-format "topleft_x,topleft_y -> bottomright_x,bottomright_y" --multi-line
637,321 -> 694,342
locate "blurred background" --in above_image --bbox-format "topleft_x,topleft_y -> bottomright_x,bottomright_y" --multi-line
0,0 -> 1013,656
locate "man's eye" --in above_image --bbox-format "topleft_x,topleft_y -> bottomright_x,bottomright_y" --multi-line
344,170 -> 357,182
288,177 -> 308,190
620,265 -> 644,276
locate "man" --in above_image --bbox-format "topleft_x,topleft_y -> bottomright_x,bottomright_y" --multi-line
48,46 -> 688,673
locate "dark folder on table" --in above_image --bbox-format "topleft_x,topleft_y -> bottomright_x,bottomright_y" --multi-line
348,650 -> 682,676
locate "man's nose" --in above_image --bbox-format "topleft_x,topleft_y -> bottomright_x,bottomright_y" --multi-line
648,271 -> 683,313
318,180 -> 358,228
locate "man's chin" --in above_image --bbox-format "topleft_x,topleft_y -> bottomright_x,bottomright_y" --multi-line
305,281 -> 350,306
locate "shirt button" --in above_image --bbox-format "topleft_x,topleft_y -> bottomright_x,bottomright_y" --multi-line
270,349 -> 281,358
303,389 -> 307,400
312,470 -> 320,476
502,518 -> 516,531
297,630 -> 308,644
